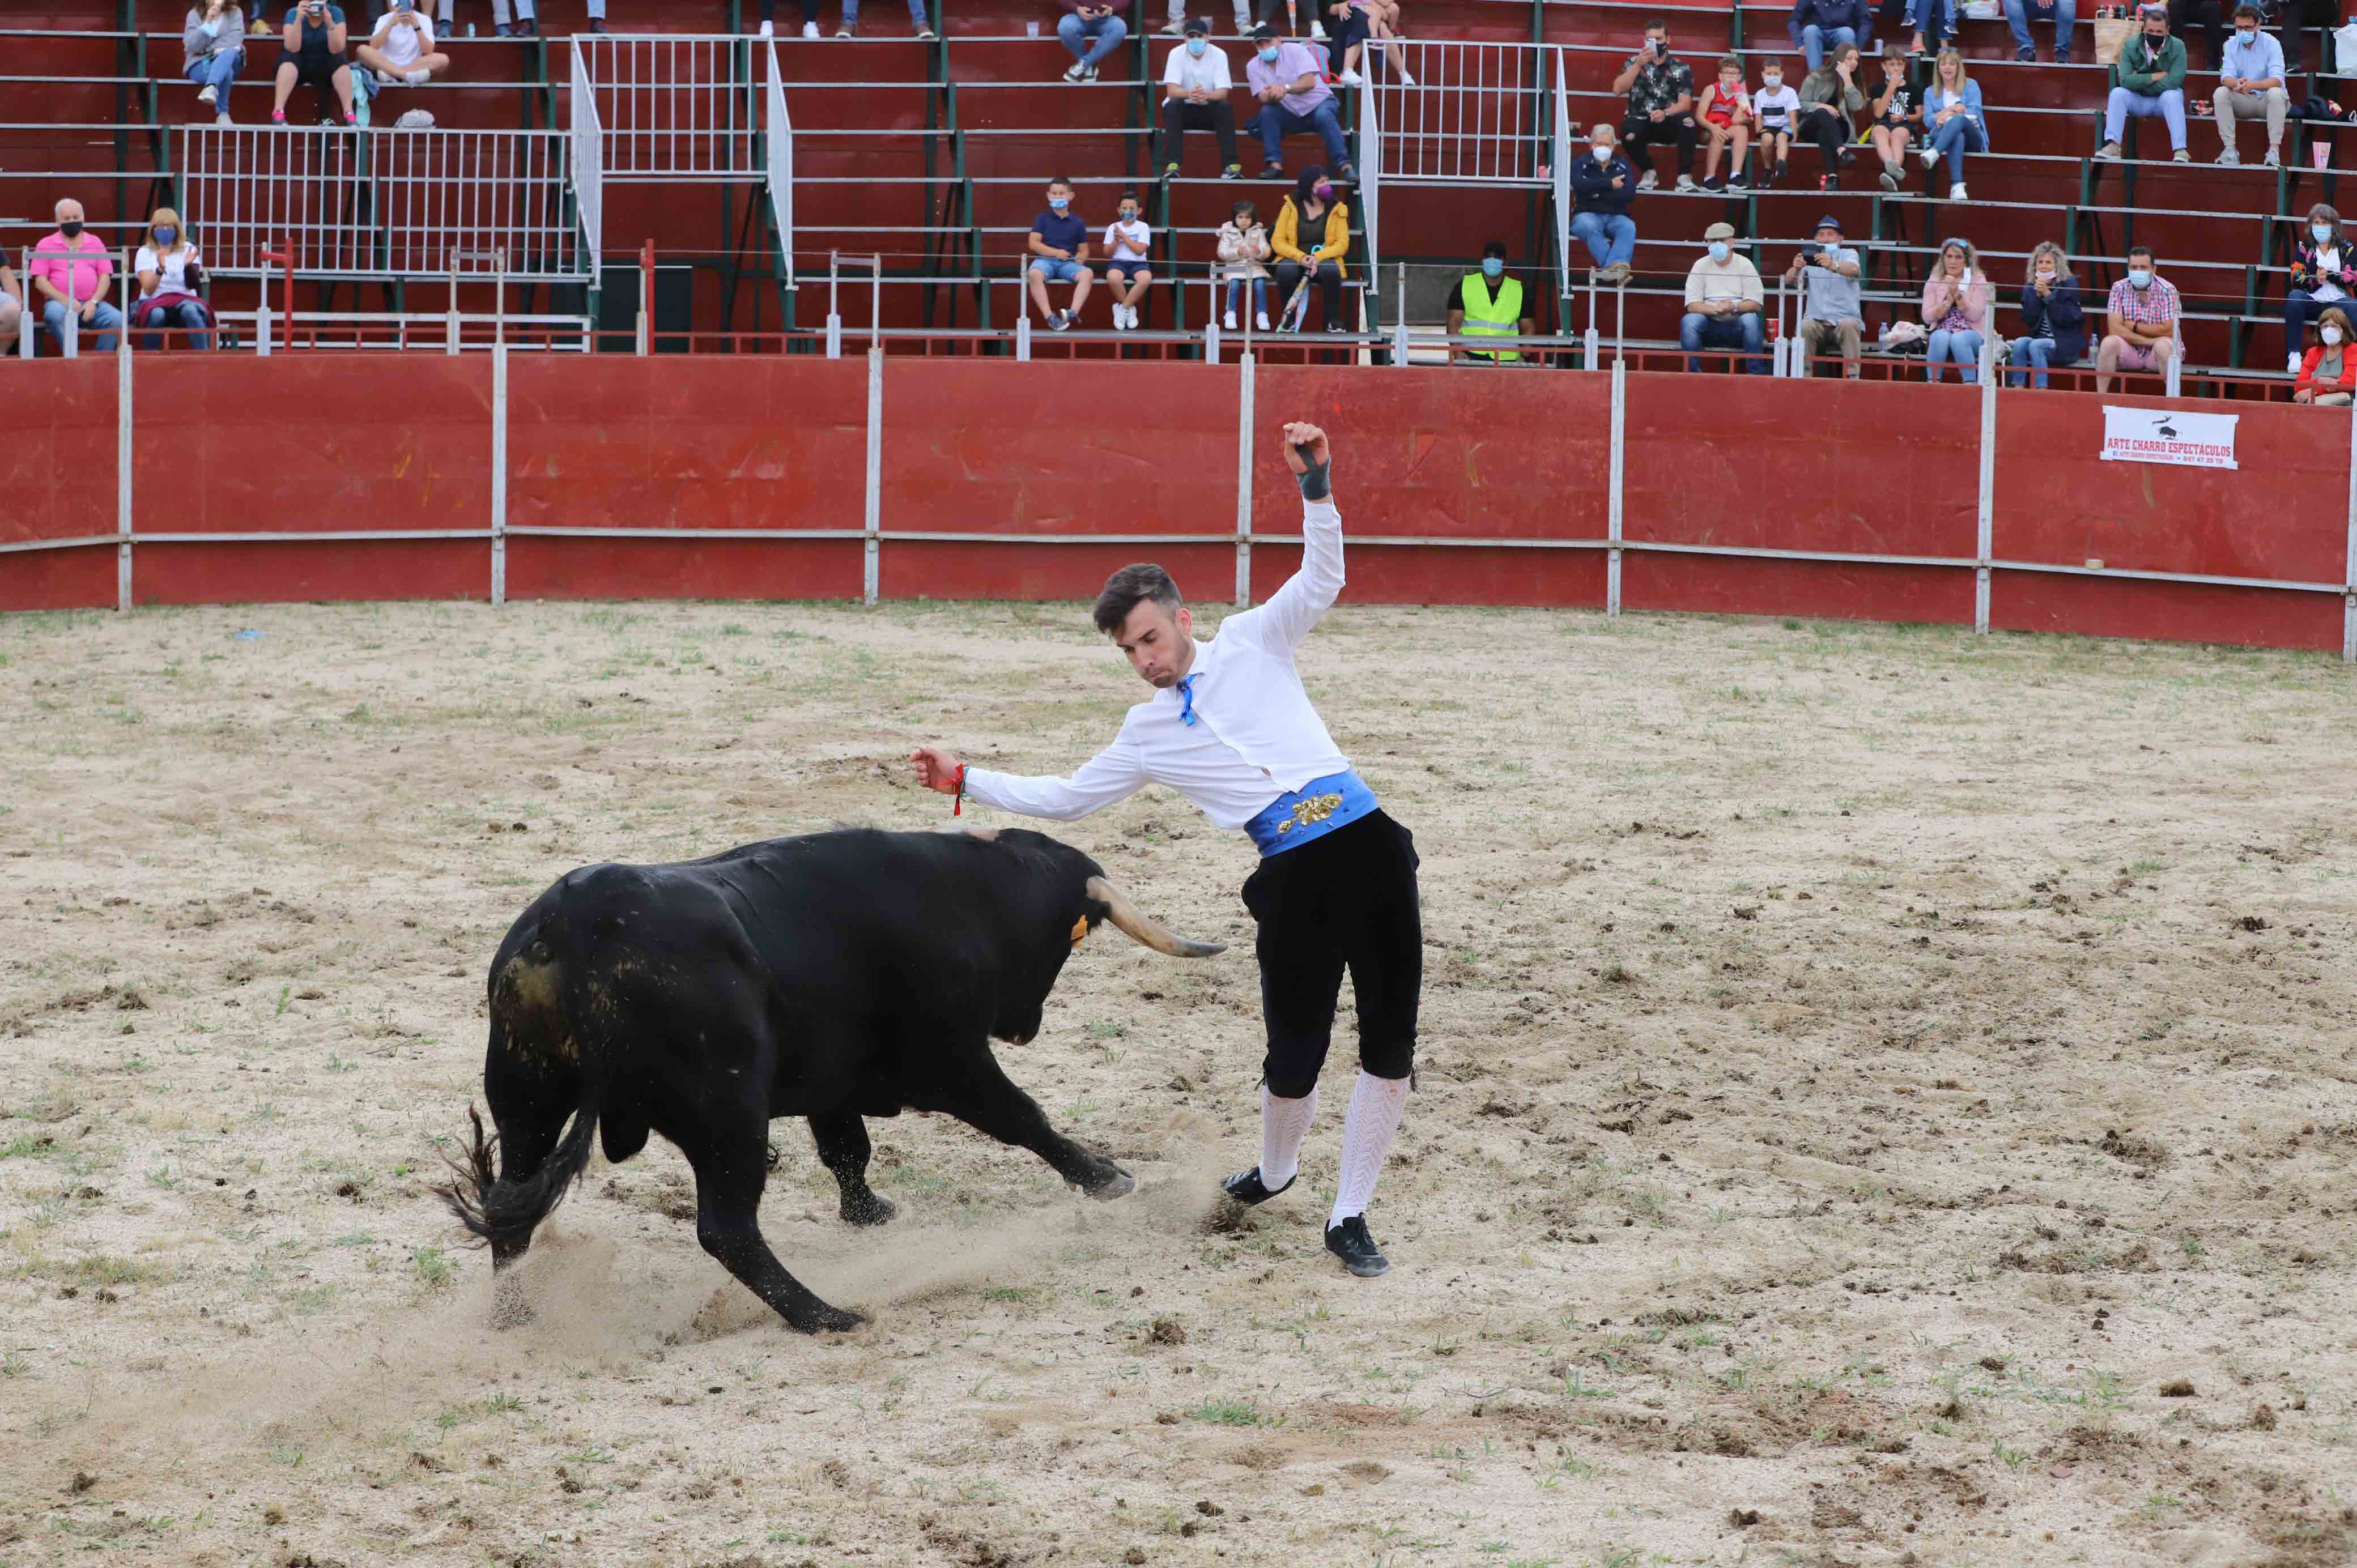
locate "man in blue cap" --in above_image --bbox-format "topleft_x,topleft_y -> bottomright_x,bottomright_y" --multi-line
1784,212 -> 1863,376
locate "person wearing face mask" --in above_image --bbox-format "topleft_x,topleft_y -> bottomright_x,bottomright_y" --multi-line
1568,122 -> 1639,284
1026,177 -> 1096,331
1695,54 -> 1754,191
1271,165 -> 1351,331
1103,194 -> 1155,330
1920,236 -> 1988,383
1244,22 -> 1354,180
132,207 -> 214,352
1446,241 -> 1534,364
2284,204 -> 2355,373
1215,199 -> 1273,330
2210,3 -> 2286,167
2293,306 -> 2357,404
2008,241 -> 2085,389
2096,5 -> 2189,162
1751,60 -> 1801,186
2095,244 -> 2181,391
30,198 -> 122,353
1680,221 -> 1766,373
1610,20 -> 1699,193
1785,213 -> 1864,377
1161,16 -> 1244,180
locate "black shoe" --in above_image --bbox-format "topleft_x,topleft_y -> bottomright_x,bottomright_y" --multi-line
1220,1166 -> 1295,1205
1325,1215 -> 1389,1277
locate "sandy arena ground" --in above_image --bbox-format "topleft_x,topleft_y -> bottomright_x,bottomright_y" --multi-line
1,594 -> 2353,1568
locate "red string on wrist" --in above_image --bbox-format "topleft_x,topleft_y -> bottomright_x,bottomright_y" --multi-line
952,763 -> 967,817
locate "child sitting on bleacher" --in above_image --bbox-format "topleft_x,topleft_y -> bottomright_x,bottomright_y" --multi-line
1696,55 -> 1754,191
1752,61 -> 1801,187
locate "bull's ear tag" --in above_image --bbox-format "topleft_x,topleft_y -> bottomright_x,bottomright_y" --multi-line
1070,916 -> 1089,946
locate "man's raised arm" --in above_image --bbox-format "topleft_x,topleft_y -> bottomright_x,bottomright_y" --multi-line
911,733 -> 1147,822
1229,420 -> 1345,652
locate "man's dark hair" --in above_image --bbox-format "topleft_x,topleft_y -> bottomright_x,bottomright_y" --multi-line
2232,2 -> 2262,19
1048,174 -> 1073,190
1094,564 -> 1184,636
1482,238 -> 1508,259
2128,244 -> 2155,262
1644,17 -> 1668,34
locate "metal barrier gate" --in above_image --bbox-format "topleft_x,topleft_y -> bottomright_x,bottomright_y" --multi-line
569,33 -> 758,180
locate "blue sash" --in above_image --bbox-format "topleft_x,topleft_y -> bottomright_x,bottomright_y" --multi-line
1244,770 -> 1378,857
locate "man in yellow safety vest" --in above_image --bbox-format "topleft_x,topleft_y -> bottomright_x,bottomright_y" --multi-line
1448,240 -> 1535,364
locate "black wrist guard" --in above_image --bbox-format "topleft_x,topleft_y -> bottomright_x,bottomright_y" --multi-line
1294,447 -> 1331,501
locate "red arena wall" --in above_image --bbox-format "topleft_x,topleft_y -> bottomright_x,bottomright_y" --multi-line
3,355 -> 2350,658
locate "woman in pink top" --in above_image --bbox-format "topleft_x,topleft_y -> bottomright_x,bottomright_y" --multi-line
1921,235 -> 1988,384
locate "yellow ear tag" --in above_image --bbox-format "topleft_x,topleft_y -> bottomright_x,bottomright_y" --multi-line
1070,917 -> 1089,946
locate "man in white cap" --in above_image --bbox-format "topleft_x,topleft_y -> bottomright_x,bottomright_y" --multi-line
909,422 -> 1420,1279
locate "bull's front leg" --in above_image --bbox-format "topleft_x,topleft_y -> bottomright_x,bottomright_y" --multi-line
935,1050 -> 1134,1200
807,1112 -> 896,1226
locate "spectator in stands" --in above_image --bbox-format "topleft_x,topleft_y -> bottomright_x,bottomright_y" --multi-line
1215,198 -> 1272,330
2211,4 -> 2287,167
1058,0 -> 1132,83
1156,2 -> 1256,40
2292,305 -> 2356,403
184,0 -> 246,127
1794,40 -> 1864,191
2098,5 -> 2189,162
1920,235 -> 1988,382
1103,191 -> 1154,330
1920,48 -> 1986,201
1611,19 -> 1699,193
133,207 -> 212,352
1903,0 -> 1954,58
1025,177 -> 1095,331
2094,244 -> 2181,390
1448,241 -> 1533,364
2008,241 -> 2084,387
756,0 -> 939,39
1786,213 -> 1863,376
1273,164 -> 1350,332
1569,123 -> 1637,284
1696,54 -> 1753,190
1789,0 -> 1874,73
1162,17 -> 1243,180
1680,221 -> 1765,373
2167,0 -> 2224,68
2005,0 -> 2075,62
1323,0 -> 1372,85
2284,203 -> 2354,372
30,200 -> 122,353
270,0 -> 357,126
0,259 -> 21,347
1246,23 -> 1354,180
358,0 -> 447,88
1869,44 -> 1920,190
1752,59 -> 1799,186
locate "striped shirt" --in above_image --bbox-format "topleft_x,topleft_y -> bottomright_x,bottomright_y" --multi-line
2106,274 -> 2180,333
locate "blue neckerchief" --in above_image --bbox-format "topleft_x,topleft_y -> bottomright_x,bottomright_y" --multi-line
1176,674 -> 1199,726
1245,771 -> 1378,857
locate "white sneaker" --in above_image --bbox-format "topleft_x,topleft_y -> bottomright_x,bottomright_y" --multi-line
377,69 -> 399,86
1920,147 -> 1939,169
756,18 -> 773,34
2265,147 -> 2281,167
404,67 -> 431,84
1309,19 -> 1328,39
1063,61 -> 1087,80
1637,168 -> 1657,190
1393,62 -> 1415,86
197,83 -> 216,105
1223,308 -> 1237,330
216,112 -> 232,125
1338,67 -> 1362,85
1948,181 -> 1966,200
2290,351 -> 2305,373
2215,147 -> 2240,165
801,19 -> 819,36
1674,173 -> 1697,191
1255,309 -> 1270,330
1158,18 -> 1185,34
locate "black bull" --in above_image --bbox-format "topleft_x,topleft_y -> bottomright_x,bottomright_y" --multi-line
443,826 -> 1224,1333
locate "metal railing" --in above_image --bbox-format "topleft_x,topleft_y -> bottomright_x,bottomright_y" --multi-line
569,33 -> 756,180
1363,40 -> 1550,185
1550,50 -> 1571,300
570,47 -> 605,288
765,39 -> 793,282
179,125 -> 586,280
1358,69 -> 1380,290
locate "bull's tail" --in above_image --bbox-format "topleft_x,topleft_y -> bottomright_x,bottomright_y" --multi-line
441,1099 -> 602,1256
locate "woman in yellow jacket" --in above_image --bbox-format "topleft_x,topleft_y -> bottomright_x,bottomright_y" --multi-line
1272,166 -> 1351,333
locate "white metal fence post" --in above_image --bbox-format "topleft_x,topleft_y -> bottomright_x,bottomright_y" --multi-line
1234,350 -> 1255,608
1606,353 -> 1625,616
1392,261 -> 1410,364
491,338 -> 508,606
1977,334 -> 1997,635
2345,398 -> 2357,663
116,259 -> 133,613
863,346 -> 882,607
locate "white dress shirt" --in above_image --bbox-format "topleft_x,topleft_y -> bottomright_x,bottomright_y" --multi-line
963,497 -> 1351,831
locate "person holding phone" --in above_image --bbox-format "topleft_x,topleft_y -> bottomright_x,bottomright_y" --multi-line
270,0 -> 357,125
183,0 -> 246,126
1786,213 -> 1864,376
358,0 -> 450,88
1610,19 -> 1699,192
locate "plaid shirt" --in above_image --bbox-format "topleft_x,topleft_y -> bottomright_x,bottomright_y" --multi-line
2106,274 -> 2180,333
1626,52 -> 1695,117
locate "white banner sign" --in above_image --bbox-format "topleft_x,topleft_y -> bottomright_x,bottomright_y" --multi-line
2099,405 -> 2239,470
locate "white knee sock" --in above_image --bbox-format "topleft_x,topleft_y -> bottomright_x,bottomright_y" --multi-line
1329,1070 -> 1409,1227
1258,1086 -> 1318,1187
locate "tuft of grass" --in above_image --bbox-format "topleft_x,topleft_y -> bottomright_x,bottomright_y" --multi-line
411,1247 -> 453,1289
1185,1399 -> 1271,1428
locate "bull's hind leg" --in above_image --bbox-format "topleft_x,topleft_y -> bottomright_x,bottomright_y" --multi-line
936,1050 -> 1134,1199
807,1113 -> 896,1226
684,1119 -> 864,1334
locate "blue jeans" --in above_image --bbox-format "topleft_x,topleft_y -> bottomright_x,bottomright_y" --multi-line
1926,114 -> 1986,181
1926,326 -> 1983,381
1801,23 -> 1857,72
1680,310 -> 1765,373
41,299 -> 122,352
1905,0 -> 1955,44
186,49 -> 242,113
1247,97 -> 1350,168
1571,211 -> 1636,269
1056,11 -> 1126,66
2003,0 -> 2075,54
2008,335 -> 2057,387
136,299 -> 213,351
1224,276 -> 1269,314
2105,87 -> 2186,150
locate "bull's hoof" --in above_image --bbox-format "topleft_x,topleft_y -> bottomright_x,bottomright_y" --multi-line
1083,1165 -> 1136,1201
839,1190 -> 896,1227
787,1303 -> 867,1335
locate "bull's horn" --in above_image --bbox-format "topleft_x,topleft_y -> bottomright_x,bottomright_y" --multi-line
1085,876 -> 1226,958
